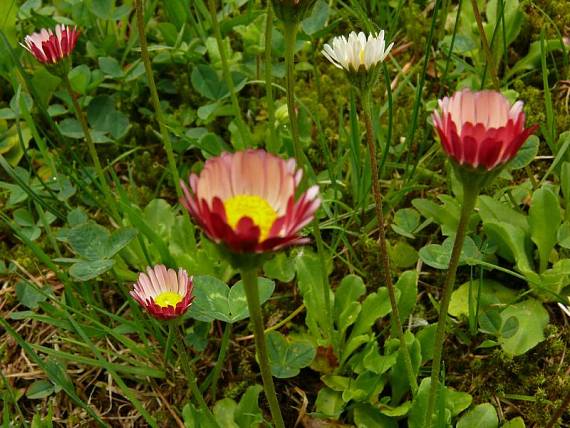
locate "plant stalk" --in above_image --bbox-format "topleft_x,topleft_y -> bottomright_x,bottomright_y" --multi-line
134,0 -> 182,198
241,268 -> 285,428
281,19 -> 333,346
424,184 -> 479,426
264,2 -> 278,152
207,0 -> 250,148
207,322 -> 232,402
63,77 -> 118,220
361,91 -> 418,396
170,321 -> 216,422
469,0 -> 500,89
283,21 -> 302,161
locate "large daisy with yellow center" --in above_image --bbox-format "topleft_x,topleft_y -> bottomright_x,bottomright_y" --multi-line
130,265 -> 194,320
180,150 -> 321,254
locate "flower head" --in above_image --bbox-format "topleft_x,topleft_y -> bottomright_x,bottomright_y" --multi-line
21,24 -> 79,65
322,31 -> 393,73
130,265 -> 194,320
180,150 -> 320,255
433,89 -> 538,172
271,0 -> 317,24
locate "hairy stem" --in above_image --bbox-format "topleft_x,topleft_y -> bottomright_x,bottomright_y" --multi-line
241,268 -> 285,428
170,322 -> 216,422
63,77 -> 118,220
469,0 -> 500,89
283,21 -> 302,160
207,322 -> 232,402
207,0 -> 250,148
134,0 -> 181,198
361,91 -> 418,396
424,184 -> 479,426
264,2 -> 278,152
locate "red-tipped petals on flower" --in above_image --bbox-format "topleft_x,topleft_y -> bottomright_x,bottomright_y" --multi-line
180,150 -> 321,254
130,265 -> 194,320
21,24 -> 79,64
432,89 -> 538,171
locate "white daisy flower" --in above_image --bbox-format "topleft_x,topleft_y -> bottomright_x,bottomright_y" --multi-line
322,31 -> 394,72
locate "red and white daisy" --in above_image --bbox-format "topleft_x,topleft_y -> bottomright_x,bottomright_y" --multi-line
21,24 -> 80,64
180,150 -> 320,254
432,89 -> 538,171
130,265 -> 194,320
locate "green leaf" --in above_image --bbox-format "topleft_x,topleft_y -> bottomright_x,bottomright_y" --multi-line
66,223 -> 110,260
449,279 -> 517,318
295,249 -> 332,339
143,199 -> 175,239
235,385 -> 263,427
391,208 -> 420,238
334,274 -> 365,338
98,56 -> 124,78
529,187 -> 561,272
26,379 -> 57,400
267,331 -> 316,378
419,236 -> 480,269
557,222 -> 570,249
107,228 -> 137,257
508,136 -> 539,169
314,387 -> 345,419
395,271 -> 418,324
483,221 -> 533,272
16,280 -> 48,309
228,277 -> 275,323
69,259 -> 115,281
499,299 -> 549,355
389,332 -> 421,403
263,252 -> 295,282
561,161 -> 570,203
191,64 -> 247,101
301,0 -> 329,36
478,310 -> 502,335
353,404 -> 398,428
389,241 -> 419,268
68,65 -> 91,95
90,0 -> 114,19
478,195 -> 529,233
457,403 -> 498,428
342,371 -> 384,402
87,95 -> 130,139
213,398 -> 238,428
187,275 -> 274,323
502,417 -> 526,428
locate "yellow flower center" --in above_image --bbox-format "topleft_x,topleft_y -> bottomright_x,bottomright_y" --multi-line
359,48 -> 365,65
224,194 -> 278,241
154,291 -> 183,308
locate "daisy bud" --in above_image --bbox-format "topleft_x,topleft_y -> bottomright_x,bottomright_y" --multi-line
130,265 -> 194,320
21,25 -> 79,64
322,31 -> 394,92
271,0 -> 317,25
432,89 -> 538,187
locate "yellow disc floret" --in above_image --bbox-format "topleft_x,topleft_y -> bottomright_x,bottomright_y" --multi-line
154,291 -> 183,308
224,194 -> 278,241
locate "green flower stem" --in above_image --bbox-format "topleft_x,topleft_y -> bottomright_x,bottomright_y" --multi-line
281,19 -> 334,345
63,76 -> 119,220
264,2 -> 278,152
241,267 -> 285,428
469,0 -> 500,90
361,90 -> 418,396
170,321 -> 216,423
283,21 -> 302,161
207,322 -> 232,402
134,0 -> 182,198
424,183 -> 479,426
207,0 -> 250,148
